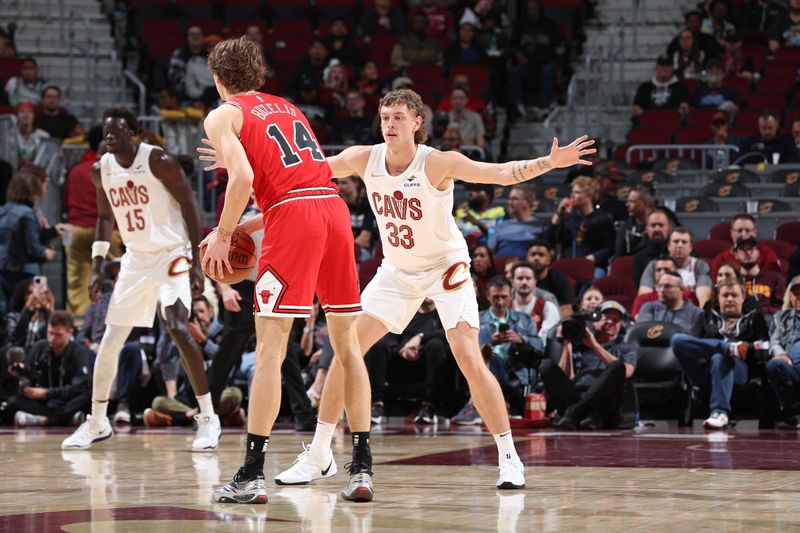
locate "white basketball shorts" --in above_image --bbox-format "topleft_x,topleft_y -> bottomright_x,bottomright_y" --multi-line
105,243 -> 193,327
361,258 -> 479,334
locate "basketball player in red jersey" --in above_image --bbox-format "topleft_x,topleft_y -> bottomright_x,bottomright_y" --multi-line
201,37 -> 373,504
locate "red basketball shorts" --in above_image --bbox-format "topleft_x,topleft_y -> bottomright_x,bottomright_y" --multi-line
253,190 -> 361,318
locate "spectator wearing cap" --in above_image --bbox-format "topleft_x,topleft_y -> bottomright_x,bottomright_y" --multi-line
390,13 -> 443,68
671,29 -> 706,80
526,239 -> 576,315
671,277 -> 769,429
13,102 -> 49,167
455,183 -> 505,244
740,108 -> 800,164
631,56 -> 690,122
639,227 -> 713,307
488,184 -> 547,258
735,236 -> 786,317
704,111 -> 745,168
721,31 -> 755,81
638,271 -> 705,335
710,214 -> 781,278
615,185 -> 656,257
542,300 -> 636,429
765,275 -> 800,429
549,176 -> 616,273
592,161 -> 627,223
767,0 -> 800,53
446,88 -> 486,151
4,57 -> 43,107
667,11 -> 723,59
702,0 -> 737,44
632,209 -> 673,286
691,58 -> 741,112
735,0 -> 787,33
37,85 -> 81,140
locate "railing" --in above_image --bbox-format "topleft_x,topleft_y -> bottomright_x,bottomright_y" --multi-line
625,144 -> 740,170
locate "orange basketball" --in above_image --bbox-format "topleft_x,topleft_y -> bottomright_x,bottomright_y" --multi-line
199,228 -> 257,284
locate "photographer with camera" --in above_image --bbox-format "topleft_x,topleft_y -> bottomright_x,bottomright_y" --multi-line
670,277 -> 769,430
5,311 -> 93,426
541,301 -> 636,430
9,276 -> 54,350
454,276 -> 543,423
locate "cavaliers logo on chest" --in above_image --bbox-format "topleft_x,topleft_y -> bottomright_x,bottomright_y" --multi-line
371,190 -> 422,221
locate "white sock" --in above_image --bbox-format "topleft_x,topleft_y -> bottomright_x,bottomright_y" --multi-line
92,400 -> 109,421
309,420 -> 337,460
196,393 -> 214,417
493,430 -> 520,464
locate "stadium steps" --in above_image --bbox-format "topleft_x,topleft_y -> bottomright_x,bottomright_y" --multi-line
1,0 -> 132,122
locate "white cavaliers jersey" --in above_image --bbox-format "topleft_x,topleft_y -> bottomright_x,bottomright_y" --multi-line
363,143 -> 469,271
100,143 -> 189,253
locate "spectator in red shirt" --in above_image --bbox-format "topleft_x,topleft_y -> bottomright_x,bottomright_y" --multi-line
61,126 -> 121,317
436,74 -> 487,113
411,0 -> 454,41
710,213 -> 780,278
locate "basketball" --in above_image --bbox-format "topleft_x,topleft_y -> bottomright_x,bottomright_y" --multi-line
199,228 -> 256,284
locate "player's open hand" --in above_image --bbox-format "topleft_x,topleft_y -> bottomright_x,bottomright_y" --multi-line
202,228 -> 233,281
197,138 -> 226,171
548,135 -> 596,169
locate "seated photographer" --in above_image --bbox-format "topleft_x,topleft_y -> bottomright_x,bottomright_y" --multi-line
455,276 -> 543,423
510,261 -> 560,340
765,275 -> 800,430
364,299 -> 451,425
5,311 -> 93,426
637,271 -> 704,336
541,301 -> 636,430
670,277 -> 769,430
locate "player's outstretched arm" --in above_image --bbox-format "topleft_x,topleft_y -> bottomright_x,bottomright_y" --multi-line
201,105 -> 254,279
150,148 -> 206,296
325,145 -> 372,179
428,136 -> 596,187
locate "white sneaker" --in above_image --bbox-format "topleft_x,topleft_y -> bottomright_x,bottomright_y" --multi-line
62,415 -> 113,449
703,410 -> 730,430
496,458 -> 525,489
275,443 -> 337,485
14,411 -> 47,426
113,408 -> 130,425
192,414 -> 221,452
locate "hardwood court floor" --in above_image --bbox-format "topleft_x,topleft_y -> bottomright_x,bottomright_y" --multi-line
2,422 -> 800,532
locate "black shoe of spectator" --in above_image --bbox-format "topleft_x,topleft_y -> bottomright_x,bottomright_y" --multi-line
554,410 -> 578,430
579,412 -> 602,430
414,404 -> 437,425
776,415 -> 800,430
294,417 -> 317,432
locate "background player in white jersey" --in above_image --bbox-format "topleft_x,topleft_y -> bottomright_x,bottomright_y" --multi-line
199,89 -> 594,489
63,108 -> 220,451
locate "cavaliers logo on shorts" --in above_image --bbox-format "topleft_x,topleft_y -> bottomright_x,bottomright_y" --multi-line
442,262 -> 470,292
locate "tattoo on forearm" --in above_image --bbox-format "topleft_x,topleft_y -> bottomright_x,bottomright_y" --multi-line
512,161 -> 525,182
217,227 -> 233,242
536,158 -> 551,171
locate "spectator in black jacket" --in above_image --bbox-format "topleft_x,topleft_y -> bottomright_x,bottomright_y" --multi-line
736,0 -> 787,33
592,160 -> 628,223
323,18 -> 361,66
671,277 -> 770,430
667,11 -> 722,60
615,185 -> 655,257
632,209 -> 673,286
357,0 -> 406,43
6,311 -> 92,426
631,56 -> 690,123
364,299 -> 452,425
444,21 -> 488,66
549,176 -> 616,274
740,108 -> 800,164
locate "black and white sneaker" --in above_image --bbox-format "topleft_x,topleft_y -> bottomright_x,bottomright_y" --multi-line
370,403 -> 384,425
212,468 -> 268,504
414,404 -> 437,425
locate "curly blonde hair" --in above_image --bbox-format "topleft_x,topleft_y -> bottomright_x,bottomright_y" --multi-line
378,89 -> 428,144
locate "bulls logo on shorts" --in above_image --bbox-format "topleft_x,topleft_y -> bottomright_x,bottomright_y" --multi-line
254,268 -> 292,315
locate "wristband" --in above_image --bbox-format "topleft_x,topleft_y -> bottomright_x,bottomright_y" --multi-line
91,241 -> 111,258
303,327 -> 311,333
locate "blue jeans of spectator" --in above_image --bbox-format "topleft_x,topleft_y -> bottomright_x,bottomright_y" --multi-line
671,334 -> 749,415
117,342 -> 142,406
765,357 -> 800,411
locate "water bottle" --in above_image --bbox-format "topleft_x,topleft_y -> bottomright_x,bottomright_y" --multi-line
715,148 -> 727,172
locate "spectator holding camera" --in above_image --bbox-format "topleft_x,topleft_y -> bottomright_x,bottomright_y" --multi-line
541,301 -> 636,429
7,311 -> 93,426
671,277 -> 769,429
9,276 -> 53,350
454,276 -> 542,423
510,261 -> 560,339
766,276 -> 800,429
637,271 -> 704,336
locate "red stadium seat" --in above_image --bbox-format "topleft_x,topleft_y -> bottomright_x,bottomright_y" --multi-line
741,45 -> 767,72
187,18 -> 224,36
608,255 -> 634,280
591,277 -> 637,298
722,77 -> 750,97
552,257 -> 595,282
709,221 -> 732,241
693,239 -> 732,258
272,19 -> 313,37
675,127 -> 711,144
682,78 -> 699,94
774,47 -> 800,64
639,110 -> 681,131
494,256 -> 513,275
745,92 -> 786,112
687,109 -> 728,128
760,239 -> 795,260
0,57 -> 22,86
627,128 -> 672,145
776,222 -> 800,246
765,63 -> 798,79
735,109 -> 759,129
742,32 -> 768,46
758,77 -> 794,94
449,64 -> 490,97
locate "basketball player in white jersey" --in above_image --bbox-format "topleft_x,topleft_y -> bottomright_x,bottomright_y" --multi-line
63,108 -> 221,451
199,89 -> 594,488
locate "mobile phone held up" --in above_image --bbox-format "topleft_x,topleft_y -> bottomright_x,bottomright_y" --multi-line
33,276 -> 48,293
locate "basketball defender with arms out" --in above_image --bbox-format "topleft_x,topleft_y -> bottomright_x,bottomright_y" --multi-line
200,37 -> 373,504
63,108 -> 220,451
202,89 -> 595,489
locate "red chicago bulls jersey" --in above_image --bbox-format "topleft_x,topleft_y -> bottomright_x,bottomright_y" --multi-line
227,93 -> 336,211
